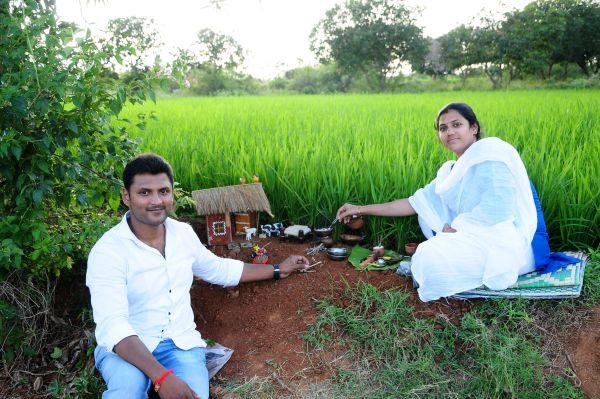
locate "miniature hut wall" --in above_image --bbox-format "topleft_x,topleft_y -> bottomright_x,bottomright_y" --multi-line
192,183 -> 273,245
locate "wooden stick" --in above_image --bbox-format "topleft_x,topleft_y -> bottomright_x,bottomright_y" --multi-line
306,261 -> 322,269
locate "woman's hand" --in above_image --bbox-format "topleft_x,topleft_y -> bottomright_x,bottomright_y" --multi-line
442,223 -> 457,233
279,255 -> 310,278
336,203 -> 361,224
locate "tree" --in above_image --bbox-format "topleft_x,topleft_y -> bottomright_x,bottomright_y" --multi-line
470,19 -> 506,88
0,0 -> 166,280
416,38 -> 449,79
437,25 -> 476,82
105,17 -> 161,73
500,0 -> 600,79
194,28 -> 245,71
558,0 -> 600,76
310,0 -> 425,91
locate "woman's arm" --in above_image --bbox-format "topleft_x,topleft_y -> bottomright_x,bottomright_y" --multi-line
336,198 -> 416,222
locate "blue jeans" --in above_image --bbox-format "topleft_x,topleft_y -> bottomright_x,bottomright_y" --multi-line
94,339 -> 209,399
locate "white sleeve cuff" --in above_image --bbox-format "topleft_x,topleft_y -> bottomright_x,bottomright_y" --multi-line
98,320 -> 138,353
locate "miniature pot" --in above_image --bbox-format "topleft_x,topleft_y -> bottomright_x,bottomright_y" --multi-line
372,245 -> 385,258
405,242 -> 418,256
314,227 -> 333,237
318,236 -> 335,247
340,233 -> 365,246
327,247 -> 348,261
346,216 -> 364,230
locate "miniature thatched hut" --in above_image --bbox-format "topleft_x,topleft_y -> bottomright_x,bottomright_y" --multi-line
192,183 -> 273,246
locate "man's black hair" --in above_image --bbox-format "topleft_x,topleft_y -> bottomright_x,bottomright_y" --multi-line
123,153 -> 174,191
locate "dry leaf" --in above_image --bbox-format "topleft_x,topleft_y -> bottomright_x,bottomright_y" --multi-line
33,376 -> 42,391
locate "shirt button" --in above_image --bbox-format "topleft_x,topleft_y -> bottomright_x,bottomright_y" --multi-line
168,312 -> 171,315
169,289 -> 172,293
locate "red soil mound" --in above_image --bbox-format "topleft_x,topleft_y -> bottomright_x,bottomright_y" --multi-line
193,238 -> 599,398
191,238 -> 470,384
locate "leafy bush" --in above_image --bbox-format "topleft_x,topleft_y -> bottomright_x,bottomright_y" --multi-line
0,0 -> 164,279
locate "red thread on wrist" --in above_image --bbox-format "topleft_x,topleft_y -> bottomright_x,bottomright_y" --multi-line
153,369 -> 173,392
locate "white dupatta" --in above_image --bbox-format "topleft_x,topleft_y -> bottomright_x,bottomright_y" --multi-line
409,137 -> 537,290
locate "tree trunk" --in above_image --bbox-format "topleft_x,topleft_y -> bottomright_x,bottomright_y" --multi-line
560,63 -> 569,80
484,64 -> 501,90
378,69 -> 386,92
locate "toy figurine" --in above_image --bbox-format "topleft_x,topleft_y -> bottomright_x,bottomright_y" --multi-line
251,244 -> 269,264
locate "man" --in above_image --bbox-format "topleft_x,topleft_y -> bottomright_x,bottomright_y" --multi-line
87,153 -> 309,399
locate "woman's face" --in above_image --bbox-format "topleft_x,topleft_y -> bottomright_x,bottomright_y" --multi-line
437,109 -> 478,157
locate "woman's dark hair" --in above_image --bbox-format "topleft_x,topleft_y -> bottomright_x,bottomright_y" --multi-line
123,153 -> 174,191
435,102 -> 483,140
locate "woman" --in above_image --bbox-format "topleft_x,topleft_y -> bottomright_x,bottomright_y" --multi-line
337,103 -> 549,302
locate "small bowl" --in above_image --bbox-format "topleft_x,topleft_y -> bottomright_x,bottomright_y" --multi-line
405,242 -> 418,256
327,247 -> 349,261
314,227 -> 333,237
340,233 -> 365,246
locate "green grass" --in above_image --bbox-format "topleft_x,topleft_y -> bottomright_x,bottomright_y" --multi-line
302,282 -> 585,398
125,90 -> 600,250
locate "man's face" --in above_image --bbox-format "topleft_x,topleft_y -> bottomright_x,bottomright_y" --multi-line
122,173 -> 174,227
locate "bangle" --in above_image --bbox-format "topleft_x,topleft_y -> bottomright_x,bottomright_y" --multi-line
273,264 -> 280,280
153,369 -> 174,392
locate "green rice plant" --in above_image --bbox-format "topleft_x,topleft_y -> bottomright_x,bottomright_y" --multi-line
123,90 -> 600,250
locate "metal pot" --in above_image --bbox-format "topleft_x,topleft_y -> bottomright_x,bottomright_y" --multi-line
327,247 -> 348,261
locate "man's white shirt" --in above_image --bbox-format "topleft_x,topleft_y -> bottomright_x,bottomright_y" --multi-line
86,213 -> 244,353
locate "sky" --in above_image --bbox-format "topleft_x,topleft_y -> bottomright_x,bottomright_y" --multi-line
55,0 -> 531,79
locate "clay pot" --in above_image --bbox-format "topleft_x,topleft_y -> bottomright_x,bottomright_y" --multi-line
314,227 -> 333,237
372,245 -> 385,258
346,216 -> 364,230
318,236 -> 334,247
405,242 -> 418,256
340,233 -> 365,246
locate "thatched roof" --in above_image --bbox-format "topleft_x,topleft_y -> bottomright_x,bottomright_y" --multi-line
192,183 -> 273,217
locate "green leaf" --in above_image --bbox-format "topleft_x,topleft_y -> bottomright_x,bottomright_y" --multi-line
66,120 -> 78,133
32,189 -> 43,204
11,146 -> 22,160
50,347 -> 63,360
108,195 -> 121,211
160,78 -> 171,92
38,160 -> 50,174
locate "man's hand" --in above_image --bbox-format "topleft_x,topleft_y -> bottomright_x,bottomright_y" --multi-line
442,223 -> 457,233
279,255 -> 309,278
157,373 -> 199,399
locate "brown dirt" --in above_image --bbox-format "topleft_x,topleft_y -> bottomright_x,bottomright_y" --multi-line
569,306 -> 600,399
193,237 -> 600,398
191,237 -> 471,387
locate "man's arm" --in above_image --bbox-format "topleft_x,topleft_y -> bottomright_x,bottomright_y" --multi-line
87,248 -> 199,398
239,254 -> 309,283
114,336 -> 199,399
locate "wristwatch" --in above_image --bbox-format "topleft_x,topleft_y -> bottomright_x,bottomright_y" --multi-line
272,264 -> 280,280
